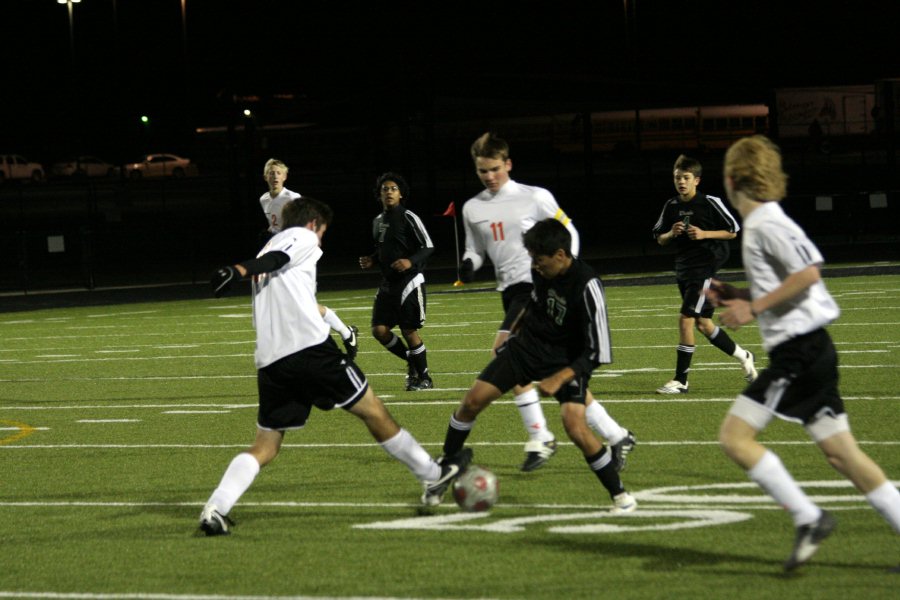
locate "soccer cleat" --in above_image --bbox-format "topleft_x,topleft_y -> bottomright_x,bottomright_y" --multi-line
610,491 -> 637,514
421,448 -> 474,506
342,326 -> 359,360
740,350 -> 758,382
408,376 -> 434,391
520,438 -> 557,472
405,364 -> 419,390
198,504 -> 234,536
610,430 -> 636,472
656,380 -> 689,394
783,510 -> 836,571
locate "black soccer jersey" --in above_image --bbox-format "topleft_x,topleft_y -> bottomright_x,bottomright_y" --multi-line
370,205 -> 435,283
513,258 -> 612,379
651,193 -> 740,279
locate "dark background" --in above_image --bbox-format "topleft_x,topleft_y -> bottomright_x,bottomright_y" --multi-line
2,1 -> 899,296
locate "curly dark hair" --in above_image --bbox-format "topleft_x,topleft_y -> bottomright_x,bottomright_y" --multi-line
374,171 -> 409,204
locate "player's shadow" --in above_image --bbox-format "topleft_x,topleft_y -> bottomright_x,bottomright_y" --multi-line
538,538 -> 885,578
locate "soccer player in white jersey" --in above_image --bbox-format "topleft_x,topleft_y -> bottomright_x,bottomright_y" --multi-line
199,198 -> 471,535
259,158 -> 302,235
259,158 -> 358,358
706,135 -> 900,572
459,132 -> 635,473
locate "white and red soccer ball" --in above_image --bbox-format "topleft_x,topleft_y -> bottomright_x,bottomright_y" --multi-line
452,465 -> 499,512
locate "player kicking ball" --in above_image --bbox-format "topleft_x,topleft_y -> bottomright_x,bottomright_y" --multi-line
199,197 -> 470,535
424,218 -> 636,512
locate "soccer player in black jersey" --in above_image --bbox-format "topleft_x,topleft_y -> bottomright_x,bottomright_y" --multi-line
651,154 -> 757,394
422,218 -> 636,511
359,172 -> 435,390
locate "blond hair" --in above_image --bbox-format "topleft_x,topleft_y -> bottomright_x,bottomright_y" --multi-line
263,158 -> 289,177
470,132 -> 510,162
724,135 -> 788,201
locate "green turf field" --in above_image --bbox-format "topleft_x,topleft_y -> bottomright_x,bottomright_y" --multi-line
2,274 -> 899,600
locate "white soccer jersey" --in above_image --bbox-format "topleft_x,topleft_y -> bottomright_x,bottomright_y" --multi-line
251,226 -> 329,368
462,180 -> 580,291
742,202 -> 840,351
259,187 -> 302,233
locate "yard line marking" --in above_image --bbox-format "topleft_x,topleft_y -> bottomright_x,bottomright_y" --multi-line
0,427 -> 49,431
86,310 -> 160,318
0,592 -> 463,600
162,410 -> 231,414
0,420 -> 37,445
76,419 -> 141,423
3,396 -> 897,412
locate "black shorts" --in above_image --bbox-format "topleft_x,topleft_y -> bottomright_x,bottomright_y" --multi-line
478,338 -> 590,404
499,282 -> 533,331
677,277 -> 715,319
257,338 -> 368,430
740,328 -> 844,425
371,275 -> 427,330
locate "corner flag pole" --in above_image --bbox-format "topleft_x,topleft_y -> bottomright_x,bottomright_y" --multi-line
439,201 -> 464,286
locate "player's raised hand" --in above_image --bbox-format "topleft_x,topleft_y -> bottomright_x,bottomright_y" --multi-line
211,266 -> 239,298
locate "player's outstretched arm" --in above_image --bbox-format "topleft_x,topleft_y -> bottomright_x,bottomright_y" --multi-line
210,251 -> 290,297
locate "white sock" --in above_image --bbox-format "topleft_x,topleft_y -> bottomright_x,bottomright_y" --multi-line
206,452 -> 260,516
322,307 -> 351,339
585,400 -> 627,444
747,450 -> 820,527
866,481 -> 900,534
380,428 -> 440,482
515,388 -> 553,443
733,343 -> 750,360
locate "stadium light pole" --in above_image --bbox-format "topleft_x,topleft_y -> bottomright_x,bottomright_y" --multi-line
57,0 -> 82,72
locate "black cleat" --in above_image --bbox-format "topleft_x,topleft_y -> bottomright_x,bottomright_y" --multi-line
199,505 -> 234,536
342,326 -> 359,360
408,376 -> 433,391
421,448 -> 473,506
520,438 -> 557,472
610,430 -> 636,472
784,510 -> 836,571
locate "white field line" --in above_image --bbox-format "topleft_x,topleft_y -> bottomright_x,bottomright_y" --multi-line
4,396 -> 899,412
1,339 -> 894,357
0,592 -> 466,600
3,396 -> 898,412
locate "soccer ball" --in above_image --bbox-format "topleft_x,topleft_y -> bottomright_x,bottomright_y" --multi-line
452,465 -> 499,512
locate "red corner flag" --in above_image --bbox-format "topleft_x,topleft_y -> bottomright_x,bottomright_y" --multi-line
441,201 -> 456,217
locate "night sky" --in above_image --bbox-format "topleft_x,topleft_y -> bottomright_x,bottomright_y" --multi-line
3,0 -> 898,161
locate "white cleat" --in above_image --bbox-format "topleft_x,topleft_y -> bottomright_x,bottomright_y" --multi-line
740,350 -> 759,382
610,492 -> 637,514
656,380 -> 689,394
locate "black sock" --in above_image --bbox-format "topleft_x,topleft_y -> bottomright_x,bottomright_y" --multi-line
675,344 -> 694,384
443,414 -> 472,457
382,334 -> 408,362
407,343 -> 429,378
585,448 -> 625,498
706,326 -> 737,356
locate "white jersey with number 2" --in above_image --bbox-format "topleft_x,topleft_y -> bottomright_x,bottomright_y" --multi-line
462,179 -> 580,291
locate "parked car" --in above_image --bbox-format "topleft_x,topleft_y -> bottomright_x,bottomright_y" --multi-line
51,155 -> 118,178
0,154 -> 45,182
124,153 -> 192,179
